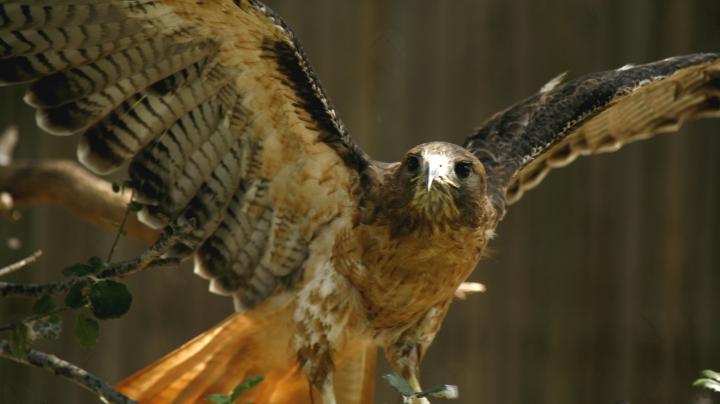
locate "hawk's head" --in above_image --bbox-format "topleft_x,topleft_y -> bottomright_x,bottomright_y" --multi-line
377,142 -> 493,235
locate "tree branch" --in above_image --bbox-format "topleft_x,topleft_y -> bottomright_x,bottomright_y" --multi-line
0,128 -> 179,403
0,340 -> 137,404
0,257 -> 179,298
0,160 -> 158,244
0,250 -> 43,278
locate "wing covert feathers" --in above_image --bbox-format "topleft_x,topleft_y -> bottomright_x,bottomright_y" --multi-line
0,0 -> 369,308
464,53 -> 720,209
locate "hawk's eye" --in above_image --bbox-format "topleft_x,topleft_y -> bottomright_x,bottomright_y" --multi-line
406,155 -> 420,173
454,161 -> 473,179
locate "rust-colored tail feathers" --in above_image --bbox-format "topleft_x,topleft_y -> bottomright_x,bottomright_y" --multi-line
116,312 -> 377,403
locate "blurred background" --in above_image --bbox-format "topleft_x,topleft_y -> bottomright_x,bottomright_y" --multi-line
1,0 -> 720,403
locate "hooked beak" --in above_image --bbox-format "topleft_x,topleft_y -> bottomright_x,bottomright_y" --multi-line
426,157 -> 459,191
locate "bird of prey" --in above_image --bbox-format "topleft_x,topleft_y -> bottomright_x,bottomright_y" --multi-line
0,0 -> 719,403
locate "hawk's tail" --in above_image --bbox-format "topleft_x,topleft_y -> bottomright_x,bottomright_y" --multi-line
116,312 -> 377,403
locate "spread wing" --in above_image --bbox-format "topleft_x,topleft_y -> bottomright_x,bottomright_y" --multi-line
0,0 -> 369,309
463,53 -> 720,211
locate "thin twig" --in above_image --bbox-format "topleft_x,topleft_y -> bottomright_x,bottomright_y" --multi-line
0,339 -> 137,404
107,192 -> 134,262
0,250 -> 43,278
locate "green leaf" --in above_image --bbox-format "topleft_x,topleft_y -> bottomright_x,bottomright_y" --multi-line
205,394 -> 232,404
62,263 -> 95,277
75,315 -> 99,348
382,373 -> 415,397
10,322 -> 31,358
419,384 -> 459,399
32,295 -> 55,315
229,375 -> 264,401
205,376 -> 264,404
694,369 -> 720,392
700,369 -> 720,381
64,282 -> 88,308
87,256 -> 104,267
694,378 -> 720,392
89,280 -> 132,319
63,257 -> 107,277
31,315 -> 62,341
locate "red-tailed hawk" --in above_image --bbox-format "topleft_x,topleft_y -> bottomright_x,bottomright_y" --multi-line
0,0 -> 719,403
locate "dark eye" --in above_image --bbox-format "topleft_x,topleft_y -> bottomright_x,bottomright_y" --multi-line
454,161 -> 473,179
406,155 -> 420,173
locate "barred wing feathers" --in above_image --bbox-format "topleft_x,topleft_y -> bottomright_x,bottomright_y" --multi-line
0,0 -> 369,309
464,53 -> 720,210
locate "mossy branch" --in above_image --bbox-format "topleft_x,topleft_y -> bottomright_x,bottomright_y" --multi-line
0,339 -> 137,404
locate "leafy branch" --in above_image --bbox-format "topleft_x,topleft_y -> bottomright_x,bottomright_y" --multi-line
0,127 -> 192,402
0,252 -> 139,403
383,372 -> 459,402
694,369 -> 720,393
0,255 -> 177,299
0,339 -> 136,404
0,225 -> 183,402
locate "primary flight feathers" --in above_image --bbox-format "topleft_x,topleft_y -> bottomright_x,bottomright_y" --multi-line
1,0 -> 369,311
466,54 -> 720,209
